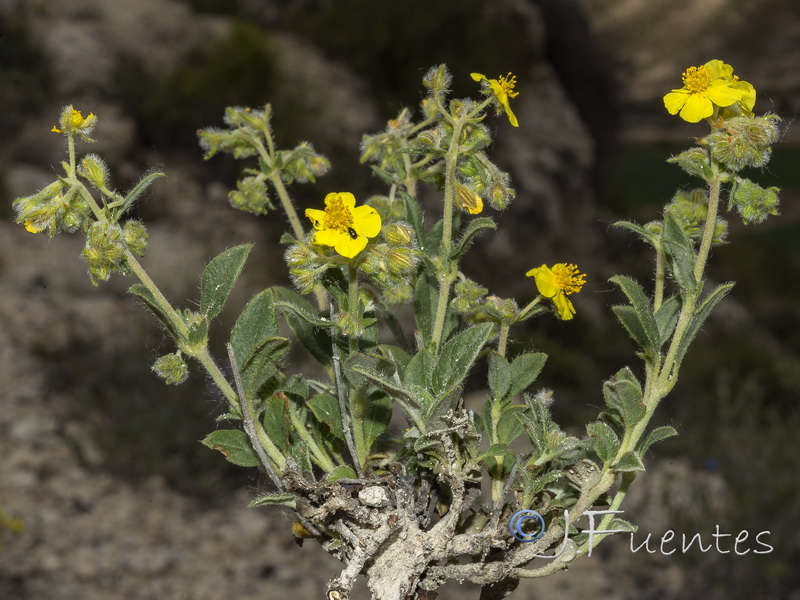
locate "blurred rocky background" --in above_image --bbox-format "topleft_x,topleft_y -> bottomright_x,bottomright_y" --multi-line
1,0 -> 799,598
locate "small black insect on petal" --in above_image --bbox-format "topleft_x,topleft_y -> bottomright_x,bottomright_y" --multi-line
347,227 -> 358,239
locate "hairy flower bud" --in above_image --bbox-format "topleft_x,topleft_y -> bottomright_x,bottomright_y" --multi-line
422,64 -> 452,95
707,114 -> 781,172
78,154 -> 109,189
152,352 -> 189,385
82,221 -> 126,285
123,220 -> 149,256
229,176 -> 272,215
729,177 -> 780,224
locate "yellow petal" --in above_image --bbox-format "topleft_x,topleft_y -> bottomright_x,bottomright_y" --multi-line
703,59 -> 733,81
503,103 -> 519,128
663,90 -> 689,115
679,94 -> 714,123
351,205 -> 382,238
552,292 -> 576,320
334,233 -> 368,259
705,83 -> 742,108
305,208 -> 326,228
471,73 -> 487,82
313,228 -> 339,247
733,80 -> 756,113
526,265 -> 558,298
325,191 -> 356,209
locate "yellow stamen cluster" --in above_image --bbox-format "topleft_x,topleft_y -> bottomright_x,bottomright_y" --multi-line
498,73 -> 519,99
681,66 -> 712,94
551,263 -> 586,295
322,195 -> 354,231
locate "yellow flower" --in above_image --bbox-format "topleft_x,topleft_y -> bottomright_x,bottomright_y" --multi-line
526,263 -> 586,320
471,72 -> 519,127
51,106 -> 97,134
305,192 -> 381,259
663,60 -> 747,123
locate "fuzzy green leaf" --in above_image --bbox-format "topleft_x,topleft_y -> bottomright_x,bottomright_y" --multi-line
128,283 -> 182,341
674,283 -> 734,368
602,367 -> 645,428
662,212 -> 698,295
614,220 -> 657,247
120,171 -> 166,216
487,351 -> 511,400
654,295 -> 681,346
451,217 -> 497,261
614,451 -> 646,472
273,286 -> 333,368
508,353 -> 547,397
307,393 -> 344,441
200,244 -> 252,320
432,322 -> 494,396
262,394 -> 292,454
638,425 -> 679,456
612,305 -> 650,350
202,429 -> 260,467
609,275 -> 659,354
586,421 -> 620,464
231,289 -> 279,368
240,337 -> 290,399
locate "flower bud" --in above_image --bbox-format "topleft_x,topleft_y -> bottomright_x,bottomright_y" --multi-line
123,220 -> 149,256
78,154 -> 109,189
707,114 -> 781,171
228,175 -> 272,215
82,221 -> 126,285
729,177 -> 780,224
422,64 -> 452,95
52,105 -> 97,138
152,352 -> 189,385
383,222 -> 413,246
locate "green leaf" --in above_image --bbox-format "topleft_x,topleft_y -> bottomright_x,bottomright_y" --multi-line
607,516 -> 638,534
326,465 -> 358,482
609,275 -> 659,354
273,286 -> 333,368
432,322 -> 495,396
614,451 -> 645,472
662,212 -> 698,295
451,217 -> 496,260
200,244 -> 253,320
673,283 -> 734,369
307,393 -> 344,441
413,273 -> 439,345
403,191 -> 427,251
614,220 -> 657,247
487,351 -> 511,400
355,390 -> 393,457
248,493 -> 296,509
128,283 -> 182,341
239,336 -> 290,398
262,394 -> 292,454
119,171 -> 166,216
201,429 -> 260,467
379,344 -> 412,375
638,425 -> 679,456
404,348 -> 436,389
586,421 -> 620,464
612,305 -> 650,350
602,367 -> 646,428
231,290 -> 279,367
654,295 -> 681,346
496,404 -> 527,445
508,353 -> 547,397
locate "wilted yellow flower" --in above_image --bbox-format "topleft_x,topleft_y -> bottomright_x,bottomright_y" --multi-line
526,263 -> 586,320
471,72 -> 519,127
663,60 -> 751,123
305,192 -> 381,259
455,182 -> 483,215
